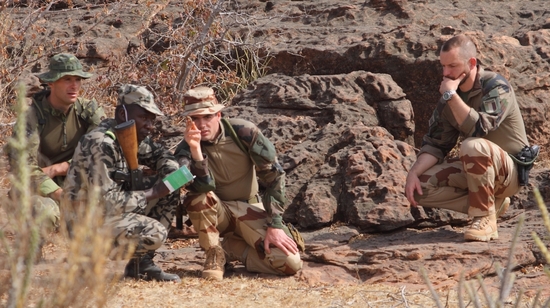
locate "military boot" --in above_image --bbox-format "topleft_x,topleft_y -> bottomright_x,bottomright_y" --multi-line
202,245 -> 226,281
464,212 -> 498,242
124,251 -> 181,282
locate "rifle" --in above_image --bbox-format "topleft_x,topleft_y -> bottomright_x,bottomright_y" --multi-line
113,120 -> 144,190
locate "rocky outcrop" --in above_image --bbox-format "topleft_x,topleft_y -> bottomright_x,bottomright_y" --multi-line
223,71 -> 416,230
229,0 -> 550,158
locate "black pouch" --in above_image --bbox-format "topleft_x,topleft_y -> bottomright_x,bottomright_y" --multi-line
510,145 -> 540,186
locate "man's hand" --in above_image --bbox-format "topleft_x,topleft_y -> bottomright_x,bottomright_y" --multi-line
405,173 -> 422,207
439,73 -> 465,94
404,153 -> 438,207
264,227 -> 299,256
144,181 -> 170,201
184,117 -> 203,161
42,162 -> 70,178
49,188 -> 63,203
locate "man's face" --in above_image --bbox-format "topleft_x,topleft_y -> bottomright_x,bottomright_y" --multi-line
440,47 -> 472,85
190,112 -> 221,142
127,105 -> 156,143
48,75 -> 82,107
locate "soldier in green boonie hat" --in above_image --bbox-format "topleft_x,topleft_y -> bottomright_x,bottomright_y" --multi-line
5,52 -> 105,260
36,53 -> 93,83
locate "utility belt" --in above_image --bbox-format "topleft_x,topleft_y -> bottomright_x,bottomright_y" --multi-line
510,145 -> 540,186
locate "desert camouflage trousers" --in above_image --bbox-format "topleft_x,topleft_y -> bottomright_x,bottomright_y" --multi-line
415,138 -> 520,217
106,178 -> 179,256
184,191 -> 303,276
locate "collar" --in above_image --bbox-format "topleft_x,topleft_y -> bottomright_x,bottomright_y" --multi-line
41,95 -> 74,117
466,65 -> 484,96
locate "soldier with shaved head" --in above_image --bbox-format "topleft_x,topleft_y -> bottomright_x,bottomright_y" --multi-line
404,34 -> 531,242
174,86 -> 303,280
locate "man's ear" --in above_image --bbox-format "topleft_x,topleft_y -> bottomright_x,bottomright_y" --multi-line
115,105 -> 125,122
469,57 -> 477,69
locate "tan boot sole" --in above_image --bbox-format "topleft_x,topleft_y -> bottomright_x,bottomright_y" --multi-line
202,269 -> 224,281
464,230 -> 498,242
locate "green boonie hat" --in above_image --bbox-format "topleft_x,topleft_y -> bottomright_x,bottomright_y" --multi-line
36,53 -> 93,82
117,84 -> 164,116
182,86 -> 224,116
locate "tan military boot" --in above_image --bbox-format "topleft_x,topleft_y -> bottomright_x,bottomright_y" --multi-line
464,212 -> 498,242
496,197 -> 510,218
202,245 -> 226,281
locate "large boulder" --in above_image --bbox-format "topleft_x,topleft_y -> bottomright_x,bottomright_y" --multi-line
224,71 -> 418,230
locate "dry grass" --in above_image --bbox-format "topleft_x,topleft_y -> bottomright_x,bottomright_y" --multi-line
0,227 -> 445,308
108,278 -> 442,308
3,232 -> 442,308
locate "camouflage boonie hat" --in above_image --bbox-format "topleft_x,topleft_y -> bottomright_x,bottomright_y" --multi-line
182,86 -> 224,116
117,84 -> 164,116
36,53 -> 93,82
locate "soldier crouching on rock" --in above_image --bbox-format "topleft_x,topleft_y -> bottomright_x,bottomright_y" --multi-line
62,84 -> 181,282
404,34 -> 535,242
173,86 -> 304,280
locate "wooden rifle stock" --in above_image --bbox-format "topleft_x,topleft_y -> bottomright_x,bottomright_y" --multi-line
114,120 -> 143,190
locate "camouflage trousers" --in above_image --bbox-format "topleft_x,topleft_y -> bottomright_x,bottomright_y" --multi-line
106,179 -> 179,257
415,137 -> 520,217
184,191 -> 303,276
33,195 -> 60,233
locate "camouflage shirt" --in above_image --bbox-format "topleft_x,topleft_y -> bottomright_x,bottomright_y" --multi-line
63,118 -> 179,216
419,66 -> 529,162
7,90 -> 105,196
173,118 -> 287,228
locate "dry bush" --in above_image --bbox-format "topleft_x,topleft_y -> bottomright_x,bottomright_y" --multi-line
0,85 -> 123,308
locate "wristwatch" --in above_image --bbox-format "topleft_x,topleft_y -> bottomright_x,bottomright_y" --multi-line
442,90 -> 456,101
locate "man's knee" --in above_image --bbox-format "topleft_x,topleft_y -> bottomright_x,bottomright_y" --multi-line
245,248 -> 303,276
459,137 -> 491,158
184,191 -> 218,213
284,253 -> 303,275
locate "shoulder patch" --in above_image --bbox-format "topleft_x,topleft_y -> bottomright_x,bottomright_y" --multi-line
482,97 -> 501,115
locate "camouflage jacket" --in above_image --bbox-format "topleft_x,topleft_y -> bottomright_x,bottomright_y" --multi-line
63,118 -> 179,216
173,118 -> 287,229
419,66 -> 529,163
7,89 -> 105,196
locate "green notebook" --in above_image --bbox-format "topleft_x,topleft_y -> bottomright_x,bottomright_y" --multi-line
163,166 -> 194,192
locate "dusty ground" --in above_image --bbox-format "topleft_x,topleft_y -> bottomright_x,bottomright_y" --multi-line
22,234 -> 452,308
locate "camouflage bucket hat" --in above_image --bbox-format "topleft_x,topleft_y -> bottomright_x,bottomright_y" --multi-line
36,53 -> 93,82
182,86 -> 224,116
117,84 -> 164,116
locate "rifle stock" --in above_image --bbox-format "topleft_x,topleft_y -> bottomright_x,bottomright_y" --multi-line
114,120 -> 143,190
